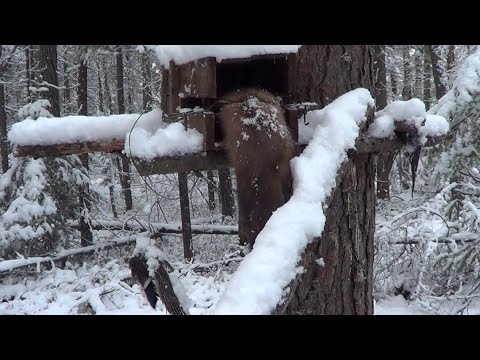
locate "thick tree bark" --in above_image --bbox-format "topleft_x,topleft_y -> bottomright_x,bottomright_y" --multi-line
38,45 -> 60,117
427,45 -> 447,100
115,45 -> 133,211
285,45 -> 375,315
77,57 -> 93,246
0,45 -> 9,173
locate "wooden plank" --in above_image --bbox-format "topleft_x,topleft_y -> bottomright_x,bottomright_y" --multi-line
179,57 -> 216,99
160,65 -> 169,113
14,139 -> 125,158
287,53 -> 299,103
218,53 -> 290,64
285,108 -> 299,142
132,150 -> 231,176
184,112 -> 215,151
168,60 -> 181,113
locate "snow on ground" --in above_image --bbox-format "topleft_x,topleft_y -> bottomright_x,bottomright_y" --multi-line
374,296 -> 428,315
0,232 -> 241,315
147,45 -> 301,68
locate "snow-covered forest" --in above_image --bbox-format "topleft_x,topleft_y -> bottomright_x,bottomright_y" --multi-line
0,45 -> 479,315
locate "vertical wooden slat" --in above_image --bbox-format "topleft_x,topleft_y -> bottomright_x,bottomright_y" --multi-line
178,172 -> 193,260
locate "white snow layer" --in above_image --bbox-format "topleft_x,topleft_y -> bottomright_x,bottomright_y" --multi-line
124,122 -> 203,160
9,109 -> 163,146
211,88 -> 374,315
148,45 -> 301,68
8,108 -> 205,160
368,98 -> 449,142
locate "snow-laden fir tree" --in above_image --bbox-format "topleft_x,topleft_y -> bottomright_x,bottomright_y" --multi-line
0,99 -> 98,259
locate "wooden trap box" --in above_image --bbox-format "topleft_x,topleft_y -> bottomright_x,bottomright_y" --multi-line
161,53 -> 301,145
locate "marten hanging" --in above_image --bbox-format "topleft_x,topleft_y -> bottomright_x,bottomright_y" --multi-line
217,88 -> 296,247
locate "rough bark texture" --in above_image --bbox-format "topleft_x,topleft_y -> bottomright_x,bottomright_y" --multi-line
25,46 -> 32,102
115,45 -> 133,211
97,62 -> 105,114
285,45 -> 375,315
401,46 -> 413,101
423,47 -> 433,111
103,58 -> 114,115
77,58 -> 92,246
0,45 -> 8,173
374,45 -> 395,200
63,54 -> 71,114
38,45 -> 60,117
206,170 -> 216,211
178,172 -> 193,260
427,45 -> 447,100
414,49 -> 424,99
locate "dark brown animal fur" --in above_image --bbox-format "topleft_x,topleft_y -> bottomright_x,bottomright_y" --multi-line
218,88 -> 295,247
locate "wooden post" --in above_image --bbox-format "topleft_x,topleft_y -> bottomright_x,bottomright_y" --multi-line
218,168 -> 235,218
207,170 -> 216,211
120,153 -> 133,211
178,172 -> 193,260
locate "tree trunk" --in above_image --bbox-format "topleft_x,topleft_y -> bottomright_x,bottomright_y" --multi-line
97,62 -> 105,114
285,45 -> 375,315
206,170 -> 216,211
427,45 -> 447,100
0,46 -> 8,173
119,153 -> 133,211
218,168 -> 235,218
63,52 -> 71,114
374,45 -> 394,200
142,52 -> 153,111
414,48 -> 424,99
124,50 -> 134,114
103,58 -> 114,115
38,45 -> 60,117
115,46 -> 126,114
25,46 -> 32,102
77,57 -> 93,247
115,45 -> 133,211
423,47 -> 433,111
178,172 -> 193,261
389,46 -> 398,100
402,46 -> 413,101
447,45 -> 455,85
